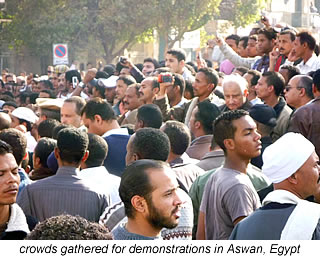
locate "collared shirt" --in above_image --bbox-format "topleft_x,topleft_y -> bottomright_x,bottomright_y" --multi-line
296,54 -> 320,75
102,127 -> 129,138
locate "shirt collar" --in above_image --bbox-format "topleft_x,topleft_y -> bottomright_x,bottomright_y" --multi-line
102,127 -> 129,138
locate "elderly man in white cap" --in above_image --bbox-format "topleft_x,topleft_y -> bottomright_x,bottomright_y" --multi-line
230,132 -> 320,240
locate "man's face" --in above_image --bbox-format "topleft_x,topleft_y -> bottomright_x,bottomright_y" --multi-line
2,105 -> 16,115
61,102 -> 82,128
165,54 -> 183,74
226,39 -> 238,53
82,113 -> 104,136
295,151 -> 320,199
231,115 -> 261,159
58,74 -> 66,90
238,40 -> 247,57
0,153 -> 20,206
192,71 -> 211,99
255,76 -> 271,100
115,79 -> 128,100
284,76 -> 302,108
32,82 -> 41,93
123,87 -> 141,111
119,68 -> 131,76
145,167 -> 182,230
139,78 -> 155,104
292,37 -> 305,59
104,87 -> 116,104
257,34 -> 274,55
223,82 -> 246,110
278,34 -> 294,56
50,73 -> 59,89
39,91 -> 50,98
246,39 -> 259,57
142,62 -> 155,76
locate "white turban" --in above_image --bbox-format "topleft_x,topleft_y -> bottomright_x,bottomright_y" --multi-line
262,133 -> 315,183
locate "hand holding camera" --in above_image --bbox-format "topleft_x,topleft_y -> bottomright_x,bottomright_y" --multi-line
157,73 -> 174,98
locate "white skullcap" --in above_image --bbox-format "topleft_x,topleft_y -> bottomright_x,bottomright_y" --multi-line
262,133 -> 315,183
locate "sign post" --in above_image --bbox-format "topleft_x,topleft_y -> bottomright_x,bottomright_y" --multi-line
53,44 -> 69,65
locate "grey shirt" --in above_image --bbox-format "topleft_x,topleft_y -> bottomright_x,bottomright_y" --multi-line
17,166 -> 110,222
200,167 -> 261,240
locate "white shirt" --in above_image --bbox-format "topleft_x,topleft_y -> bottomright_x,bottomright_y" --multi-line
102,127 -> 129,138
296,54 -> 320,74
79,166 -> 121,204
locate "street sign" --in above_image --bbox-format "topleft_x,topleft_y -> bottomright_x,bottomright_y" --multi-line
53,44 -> 69,65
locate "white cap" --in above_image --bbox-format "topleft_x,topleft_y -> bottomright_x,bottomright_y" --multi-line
11,107 -> 38,124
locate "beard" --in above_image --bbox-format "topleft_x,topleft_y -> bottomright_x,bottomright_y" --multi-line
145,197 -> 179,230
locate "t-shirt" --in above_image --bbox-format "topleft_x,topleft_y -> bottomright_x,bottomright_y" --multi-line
200,167 -> 261,240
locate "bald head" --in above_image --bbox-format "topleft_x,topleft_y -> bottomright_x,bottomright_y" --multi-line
0,112 -> 12,130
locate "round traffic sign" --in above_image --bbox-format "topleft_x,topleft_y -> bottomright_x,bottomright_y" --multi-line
54,45 -> 67,58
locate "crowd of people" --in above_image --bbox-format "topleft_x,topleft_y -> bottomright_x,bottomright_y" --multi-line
1,18 -> 320,240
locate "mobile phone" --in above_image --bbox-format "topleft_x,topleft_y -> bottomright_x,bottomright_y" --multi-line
72,76 -> 78,89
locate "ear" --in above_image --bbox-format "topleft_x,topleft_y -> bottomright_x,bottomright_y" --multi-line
94,114 -> 103,125
207,83 -> 215,92
298,87 -> 306,97
54,147 -> 60,160
223,138 -> 235,151
81,150 -> 89,163
34,157 -> 41,168
312,84 -> 317,94
268,85 -> 275,94
153,87 -> 160,95
194,120 -> 201,130
131,195 -> 147,213
287,173 -> 298,185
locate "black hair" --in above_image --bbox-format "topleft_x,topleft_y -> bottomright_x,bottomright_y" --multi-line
85,133 -> 108,168
279,65 -> 301,80
213,110 -> 248,154
195,100 -> 221,135
38,119 -> 60,138
173,73 -> 185,96
257,28 -> 277,41
279,29 -> 296,42
40,107 -> 61,122
297,75 -> 314,100
239,36 -> 249,49
162,120 -> 191,155
198,67 -> 219,87
166,48 -> 186,62
34,138 -> 57,168
137,104 -> 163,129
96,71 -> 110,79
81,97 -> 116,121
143,58 -> 160,69
0,140 -> 13,155
262,71 -> 285,97
52,124 -> 71,140
312,69 -> 320,92
40,80 -> 54,90
117,75 -> 136,86
246,70 -> 262,86
40,89 -> 56,98
65,70 -> 81,83
226,34 -> 241,46
56,128 -> 88,165
297,31 -> 316,51
131,128 -> 170,162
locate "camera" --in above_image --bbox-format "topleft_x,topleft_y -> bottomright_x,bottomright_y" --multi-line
158,74 -> 173,83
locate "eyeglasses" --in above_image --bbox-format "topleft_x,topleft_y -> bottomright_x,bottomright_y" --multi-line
47,71 -> 53,73
285,86 -> 303,92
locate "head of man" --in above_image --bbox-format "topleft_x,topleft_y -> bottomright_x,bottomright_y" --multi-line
119,160 -> 182,234
39,89 -> 56,99
57,73 -> 66,91
213,110 -> 261,159
222,74 -> 248,110
2,101 -> 17,115
115,75 -> 136,101
65,70 -> 81,93
0,129 -> 27,167
262,133 -> 320,199
123,83 -> 142,111
61,97 -> 86,128
80,133 -> 108,169
142,58 -> 160,76
161,121 -> 191,158
135,104 -> 163,131
0,140 -> 19,208
26,214 -> 112,240
246,35 -> 259,57
165,48 -> 186,74
238,36 -> 249,57
225,34 -> 240,53
10,107 -> 38,132
278,64 -> 301,86
278,30 -> 296,56
292,31 -> 316,59
139,77 -> 159,104
256,71 -> 285,100
192,67 -> 218,101
125,128 -> 170,165
0,112 -> 12,131
256,28 -> 277,55
33,138 -> 57,169
54,128 -> 89,168
285,75 -> 314,109
243,70 -> 261,98
81,97 -> 117,136
189,100 -> 221,138
166,74 -> 185,106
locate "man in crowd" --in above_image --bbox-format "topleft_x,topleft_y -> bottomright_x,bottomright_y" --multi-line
197,110 -> 261,240
230,133 -> 320,239
60,96 -> 86,128
112,160 -> 183,240
17,128 -> 111,222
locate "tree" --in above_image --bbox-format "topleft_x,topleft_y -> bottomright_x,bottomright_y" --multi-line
217,0 -> 268,28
